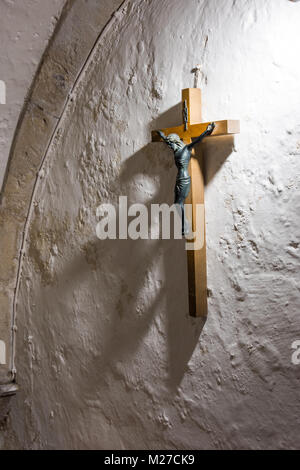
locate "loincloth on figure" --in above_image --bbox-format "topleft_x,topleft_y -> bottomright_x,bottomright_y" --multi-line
174,175 -> 191,203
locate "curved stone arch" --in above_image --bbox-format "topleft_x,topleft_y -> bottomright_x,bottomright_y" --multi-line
0,0 -> 125,389
0,80 -> 6,105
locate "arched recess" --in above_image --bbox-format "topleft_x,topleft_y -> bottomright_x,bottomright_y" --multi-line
0,0 -> 125,391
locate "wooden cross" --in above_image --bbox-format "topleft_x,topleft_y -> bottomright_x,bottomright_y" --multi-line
152,88 -> 240,317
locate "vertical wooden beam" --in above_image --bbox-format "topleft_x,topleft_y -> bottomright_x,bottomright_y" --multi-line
182,88 -> 202,125
186,148 -> 207,317
182,88 -> 207,317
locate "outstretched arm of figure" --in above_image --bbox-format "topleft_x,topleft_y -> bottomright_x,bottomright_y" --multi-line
187,122 -> 215,149
157,130 -> 168,143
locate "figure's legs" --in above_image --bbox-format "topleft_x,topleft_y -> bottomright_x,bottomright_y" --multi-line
180,200 -> 190,236
175,184 -> 190,237
174,200 -> 188,236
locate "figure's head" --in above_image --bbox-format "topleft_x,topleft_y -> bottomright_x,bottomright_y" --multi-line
164,133 -> 184,150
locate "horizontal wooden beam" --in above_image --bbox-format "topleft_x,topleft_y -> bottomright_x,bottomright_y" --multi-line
152,119 -> 240,142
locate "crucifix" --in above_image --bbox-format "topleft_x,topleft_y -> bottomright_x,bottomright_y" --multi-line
152,85 -> 240,318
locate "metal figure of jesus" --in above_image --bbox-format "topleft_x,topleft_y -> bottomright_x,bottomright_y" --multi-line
158,122 -> 215,235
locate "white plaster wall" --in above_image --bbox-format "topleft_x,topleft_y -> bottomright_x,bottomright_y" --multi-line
0,0 -> 65,190
4,0 -> 300,449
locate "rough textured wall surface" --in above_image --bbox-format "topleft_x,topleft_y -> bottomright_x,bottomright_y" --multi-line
3,0 -> 300,449
0,0 -> 65,189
